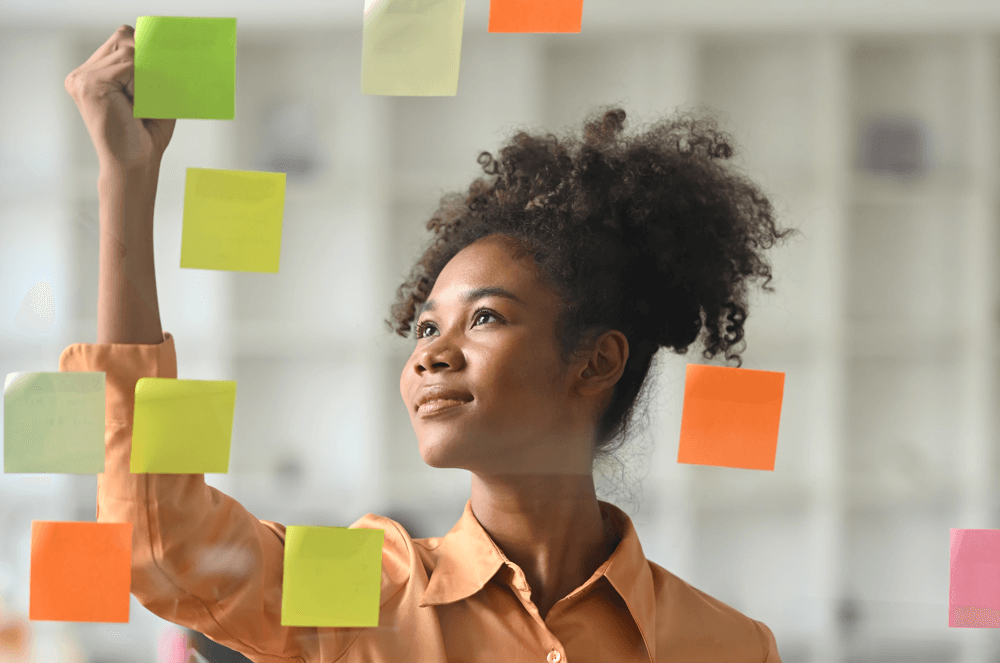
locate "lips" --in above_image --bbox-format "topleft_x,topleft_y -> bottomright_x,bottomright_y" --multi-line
416,399 -> 471,415
415,387 -> 473,412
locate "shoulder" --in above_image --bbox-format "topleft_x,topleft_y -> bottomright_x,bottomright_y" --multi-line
648,560 -> 777,662
348,512 -> 432,603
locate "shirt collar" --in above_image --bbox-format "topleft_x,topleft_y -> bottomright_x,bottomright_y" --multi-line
418,498 -> 657,663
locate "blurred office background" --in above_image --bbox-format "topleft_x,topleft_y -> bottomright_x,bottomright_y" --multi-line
2,0 -> 1000,661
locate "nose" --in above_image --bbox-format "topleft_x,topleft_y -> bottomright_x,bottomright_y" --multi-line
413,336 -> 463,375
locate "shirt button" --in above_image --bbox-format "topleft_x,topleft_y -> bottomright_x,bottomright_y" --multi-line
547,651 -> 562,663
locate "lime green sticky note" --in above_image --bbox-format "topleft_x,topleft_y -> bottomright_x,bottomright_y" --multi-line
179,168 -> 286,273
362,0 -> 465,96
281,526 -> 385,627
131,377 -> 235,474
134,16 -> 237,120
4,372 -> 105,474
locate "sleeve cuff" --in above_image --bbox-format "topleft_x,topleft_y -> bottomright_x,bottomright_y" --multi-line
58,331 -> 178,423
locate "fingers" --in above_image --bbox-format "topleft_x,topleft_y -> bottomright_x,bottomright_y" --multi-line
66,25 -> 135,97
66,45 -> 135,103
96,52 -> 136,102
81,25 -> 135,69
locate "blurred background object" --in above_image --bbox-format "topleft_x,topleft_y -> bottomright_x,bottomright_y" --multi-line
3,1 -> 1000,662
858,117 -> 928,179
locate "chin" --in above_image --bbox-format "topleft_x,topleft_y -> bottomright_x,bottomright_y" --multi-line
417,434 -> 464,469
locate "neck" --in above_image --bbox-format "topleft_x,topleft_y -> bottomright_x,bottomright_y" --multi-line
469,472 -> 617,620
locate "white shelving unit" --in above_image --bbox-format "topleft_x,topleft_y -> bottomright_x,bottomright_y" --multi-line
2,19 -> 999,663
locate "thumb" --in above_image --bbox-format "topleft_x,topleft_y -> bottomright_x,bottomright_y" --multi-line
144,118 -> 176,153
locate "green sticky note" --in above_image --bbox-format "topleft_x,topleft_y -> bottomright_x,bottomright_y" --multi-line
180,168 -> 286,273
131,377 -> 235,474
4,372 -> 105,474
134,16 -> 237,120
362,0 -> 465,96
281,526 -> 385,627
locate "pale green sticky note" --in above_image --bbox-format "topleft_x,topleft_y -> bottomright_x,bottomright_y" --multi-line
281,525 -> 385,627
134,16 -> 237,120
179,168 -> 286,273
131,377 -> 235,474
361,0 -> 465,96
3,372 -> 105,474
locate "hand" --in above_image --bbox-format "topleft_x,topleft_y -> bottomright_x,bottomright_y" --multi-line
64,25 -> 176,173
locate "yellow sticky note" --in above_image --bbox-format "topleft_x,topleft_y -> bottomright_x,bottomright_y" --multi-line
362,0 -> 465,96
131,377 -> 235,474
281,526 -> 385,627
180,168 -> 286,273
4,372 -> 105,474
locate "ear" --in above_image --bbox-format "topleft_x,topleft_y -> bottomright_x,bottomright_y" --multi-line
578,330 -> 628,396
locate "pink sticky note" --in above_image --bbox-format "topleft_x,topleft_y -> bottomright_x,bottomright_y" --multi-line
950,528 -> 1000,627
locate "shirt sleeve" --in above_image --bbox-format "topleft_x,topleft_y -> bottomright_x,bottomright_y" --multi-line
754,620 -> 782,663
59,332 -> 314,663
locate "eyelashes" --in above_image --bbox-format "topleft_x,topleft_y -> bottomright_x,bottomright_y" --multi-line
414,308 -> 500,339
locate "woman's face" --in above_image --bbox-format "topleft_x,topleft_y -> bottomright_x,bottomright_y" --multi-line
399,236 -> 594,476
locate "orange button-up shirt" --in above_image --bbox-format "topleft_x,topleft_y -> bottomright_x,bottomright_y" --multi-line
59,332 -> 781,663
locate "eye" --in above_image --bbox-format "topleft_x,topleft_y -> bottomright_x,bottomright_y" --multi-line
414,308 -> 500,340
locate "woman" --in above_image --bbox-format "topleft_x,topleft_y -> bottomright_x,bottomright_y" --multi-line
60,24 -> 798,663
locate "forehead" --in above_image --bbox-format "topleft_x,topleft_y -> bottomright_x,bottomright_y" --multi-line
434,237 -> 537,290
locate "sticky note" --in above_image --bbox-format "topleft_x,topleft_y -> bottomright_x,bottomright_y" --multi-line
4,372 -> 105,474
180,168 -> 285,273
677,364 -> 785,470
281,526 -> 385,627
362,0 -> 465,96
950,529 -> 1000,627
134,16 -> 237,120
29,521 -> 131,622
131,377 -> 235,474
488,0 -> 584,33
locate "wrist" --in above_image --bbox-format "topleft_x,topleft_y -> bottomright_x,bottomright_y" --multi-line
97,161 -> 161,192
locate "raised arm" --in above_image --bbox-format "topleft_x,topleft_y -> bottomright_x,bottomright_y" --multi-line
61,25 -> 314,661
63,24 -> 171,345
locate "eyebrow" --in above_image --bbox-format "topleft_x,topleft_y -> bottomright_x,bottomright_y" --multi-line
418,286 -> 526,317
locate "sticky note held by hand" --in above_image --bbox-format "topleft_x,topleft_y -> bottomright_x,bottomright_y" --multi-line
362,0 -> 465,96
950,529 -> 1000,627
488,0 -> 584,33
4,372 -> 105,474
180,168 -> 286,273
30,521 -> 132,623
281,526 -> 385,627
131,377 -> 235,474
134,16 -> 237,120
677,364 -> 785,470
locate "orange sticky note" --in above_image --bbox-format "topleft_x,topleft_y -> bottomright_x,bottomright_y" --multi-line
677,364 -> 784,470
29,521 -> 132,623
487,0 -> 584,33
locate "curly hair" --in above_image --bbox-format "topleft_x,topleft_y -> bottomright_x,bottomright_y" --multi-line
386,106 -> 800,467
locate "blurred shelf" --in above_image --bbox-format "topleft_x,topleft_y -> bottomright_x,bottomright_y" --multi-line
845,322 -> 968,359
689,477 -> 815,513
17,0 -> 1000,32
390,167 -> 499,204
850,168 -> 974,206
67,163 -> 392,206
845,476 -> 961,513
230,319 -> 361,358
840,634 -> 960,663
